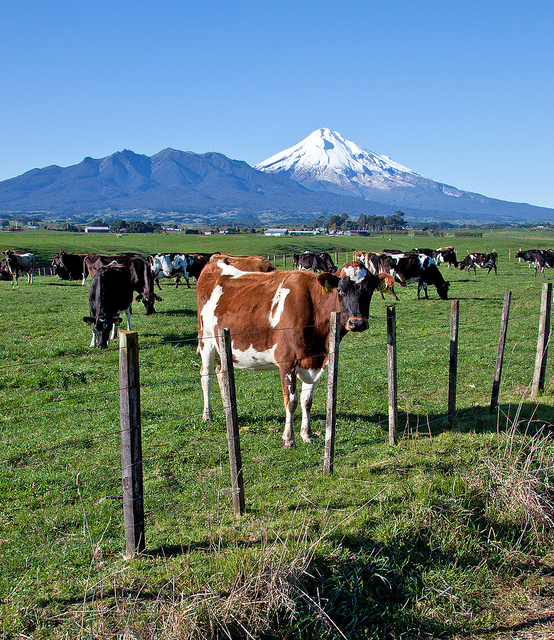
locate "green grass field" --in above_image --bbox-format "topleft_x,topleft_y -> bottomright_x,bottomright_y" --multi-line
1,229 -> 554,639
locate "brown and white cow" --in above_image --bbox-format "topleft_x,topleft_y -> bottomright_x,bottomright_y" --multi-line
3,250 -> 34,285
208,253 -> 276,272
196,258 -> 387,447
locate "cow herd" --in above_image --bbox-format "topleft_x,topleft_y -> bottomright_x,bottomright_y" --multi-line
1,243 -> 551,445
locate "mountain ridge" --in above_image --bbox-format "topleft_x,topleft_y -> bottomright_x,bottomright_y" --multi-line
0,133 -> 552,225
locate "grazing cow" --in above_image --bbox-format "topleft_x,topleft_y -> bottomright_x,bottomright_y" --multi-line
83,264 -> 134,348
379,252 -> 450,299
83,253 -> 161,314
51,251 -> 86,281
197,259 -> 388,447
0,260 -> 12,281
459,252 -> 498,275
3,250 -> 34,285
515,249 -> 554,277
293,251 -> 337,273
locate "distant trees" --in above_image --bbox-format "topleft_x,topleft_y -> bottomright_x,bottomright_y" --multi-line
108,219 -> 165,234
311,210 -> 407,232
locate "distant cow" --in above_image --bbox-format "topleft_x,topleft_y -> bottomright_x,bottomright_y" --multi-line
3,250 -> 34,285
515,249 -> 554,277
149,253 -> 194,289
353,250 -> 381,274
208,253 -> 276,272
380,252 -> 450,299
83,253 -> 161,314
197,259 -> 389,447
51,251 -> 86,281
83,264 -> 134,348
293,251 -> 337,273
414,246 -> 458,268
459,252 -> 498,275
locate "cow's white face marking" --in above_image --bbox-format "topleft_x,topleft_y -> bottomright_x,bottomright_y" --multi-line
343,264 -> 368,284
216,261 -> 249,278
269,284 -> 290,328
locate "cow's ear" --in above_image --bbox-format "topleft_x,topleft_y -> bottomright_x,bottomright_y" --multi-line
135,294 -> 143,302
317,272 -> 340,294
83,316 -> 94,324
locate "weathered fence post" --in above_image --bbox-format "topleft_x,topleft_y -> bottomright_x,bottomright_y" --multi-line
119,330 -> 145,557
335,251 -> 339,266
532,282 -> 552,398
387,306 -> 398,445
324,311 -> 341,475
490,292 -> 512,413
218,328 -> 245,515
448,300 -> 459,426
283,254 -> 286,269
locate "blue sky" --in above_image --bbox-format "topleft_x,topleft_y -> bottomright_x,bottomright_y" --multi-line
1,0 -> 553,209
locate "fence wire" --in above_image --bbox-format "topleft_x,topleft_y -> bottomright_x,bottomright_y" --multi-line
1,282 -> 553,579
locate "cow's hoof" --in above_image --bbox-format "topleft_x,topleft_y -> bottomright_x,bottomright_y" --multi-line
282,439 -> 296,448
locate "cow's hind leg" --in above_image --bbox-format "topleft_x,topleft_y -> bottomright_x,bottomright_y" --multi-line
199,340 -> 217,422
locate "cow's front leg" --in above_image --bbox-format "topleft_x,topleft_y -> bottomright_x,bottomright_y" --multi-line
280,367 -> 298,447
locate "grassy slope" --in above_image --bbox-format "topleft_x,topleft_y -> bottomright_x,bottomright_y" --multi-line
1,229 -> 554,639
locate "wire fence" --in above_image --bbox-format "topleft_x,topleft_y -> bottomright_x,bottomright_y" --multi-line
1,282 -> 553,582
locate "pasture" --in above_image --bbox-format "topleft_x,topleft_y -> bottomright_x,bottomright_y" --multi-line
1,229 -> 554,639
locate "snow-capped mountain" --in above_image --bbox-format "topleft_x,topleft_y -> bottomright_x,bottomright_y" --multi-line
256,128 -> 552,222
256,128 -> 427,197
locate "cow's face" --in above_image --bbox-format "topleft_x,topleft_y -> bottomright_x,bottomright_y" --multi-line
320,261 -> 383,332
83,315 -> 122,349
436,281 -> 450,300
136,292 -> 162,315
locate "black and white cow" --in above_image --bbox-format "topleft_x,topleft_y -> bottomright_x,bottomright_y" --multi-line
3,250 -> 34,285
515,249 -> 554,277
379,252 -> 450,299
83,264 -> 134,348
413,247 -> 458,268
293,251 -> 337,273
459,252 -> 498,275
149,253 -> 194,289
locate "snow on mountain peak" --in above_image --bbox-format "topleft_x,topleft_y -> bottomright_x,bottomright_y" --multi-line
256,128 -> 428,198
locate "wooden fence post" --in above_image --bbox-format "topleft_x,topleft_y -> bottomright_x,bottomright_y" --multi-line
448,300 -> 459,426
532,282 -> 552,398
324,311 -> 341,475
283,254 -> 286,269
119,330 -> 145,557
387,306 -> 398,445
490,292 -> 512,413
218,328 -> 245,515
